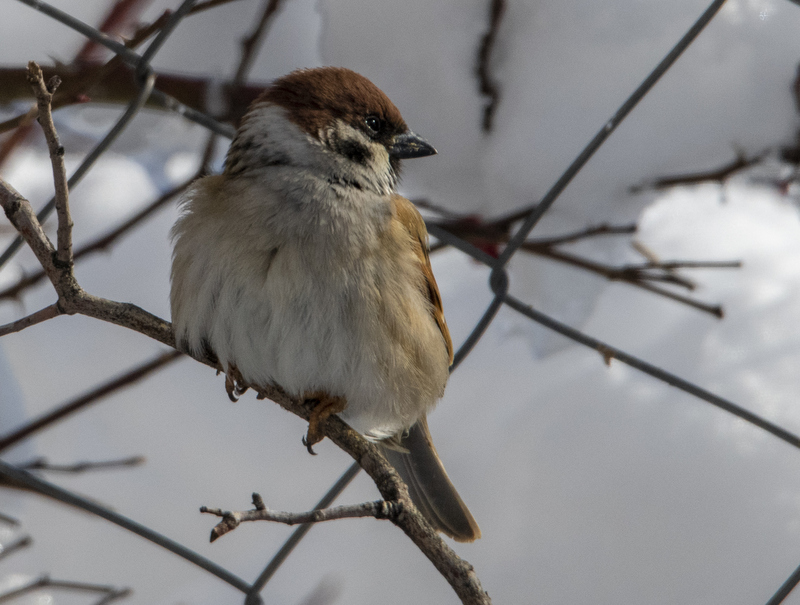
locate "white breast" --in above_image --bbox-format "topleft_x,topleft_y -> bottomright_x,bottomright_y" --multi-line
170,170 -> 449,440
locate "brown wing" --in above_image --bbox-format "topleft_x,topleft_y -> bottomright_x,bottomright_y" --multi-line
391,195 -> 454,365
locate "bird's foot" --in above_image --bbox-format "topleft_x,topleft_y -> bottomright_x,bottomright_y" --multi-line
224,365 -> 248,402
302,392 -> 347,455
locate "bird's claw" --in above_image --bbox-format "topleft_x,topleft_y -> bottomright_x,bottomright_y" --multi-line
301,393 -> 347,455
224,365 -> 248,402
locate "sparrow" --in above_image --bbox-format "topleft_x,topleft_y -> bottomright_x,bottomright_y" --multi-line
170,67 -> 480,542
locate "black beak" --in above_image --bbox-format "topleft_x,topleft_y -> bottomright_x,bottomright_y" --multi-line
389,131 -> 437,159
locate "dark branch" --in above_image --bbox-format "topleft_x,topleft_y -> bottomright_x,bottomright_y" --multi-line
19,456 -> 145,473
475,0 -> 506,132
630,151 -> 768,193
0,350 -> 182,452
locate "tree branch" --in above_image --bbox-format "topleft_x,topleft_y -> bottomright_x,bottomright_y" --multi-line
19,456 -> 145,473
0,89 -> 491,605
425,209 -> 738,318
201,492 -> 404,541
629,150 -> 768,193
0,576 -> 130,604
0,173 -> 193,303
26,62 -> 72,267
0,303 -> 60,337
475,0 -> 506,132
245,384 -> 491,604
0,350 -> 181,452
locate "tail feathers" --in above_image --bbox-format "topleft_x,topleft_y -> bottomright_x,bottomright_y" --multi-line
381,417 -> 481,542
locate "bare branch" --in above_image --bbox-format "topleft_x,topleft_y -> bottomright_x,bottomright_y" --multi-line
0,176 -> 193,302
475,0 -> 506,132
0,512 -> 20,526
19,456 -> 145,473
0,176 -> 176,342
224,383 -> 491,605
74,0 -> 152,64
233,0 -> 285,86
0,177 -> 60,283
630,150 -> 768,193
201,492 -> 404,541
426,209 -> 738,317
0,350 -> 181,452
0,576 -> 130,604
67,290 -> 176,348
0,534 -> 33,562
0,303 -> 60,337
27,62 -> 73,266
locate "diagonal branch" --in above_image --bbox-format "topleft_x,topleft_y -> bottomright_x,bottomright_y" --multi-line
0,350 -> 181,452
0,172 -> 194,303
0,303 -> 60,337
0,110 -> 490,605
0,177 -> 60,286
242,383 -> 491,604
233,0 -> 285,87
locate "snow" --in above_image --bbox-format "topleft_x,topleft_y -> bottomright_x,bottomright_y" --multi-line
3,0 -> 800,603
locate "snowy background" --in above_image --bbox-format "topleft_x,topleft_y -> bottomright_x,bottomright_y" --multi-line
3,0 -> 800,603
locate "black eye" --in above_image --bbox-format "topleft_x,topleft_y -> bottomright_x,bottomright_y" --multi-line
365,115 -> 383,134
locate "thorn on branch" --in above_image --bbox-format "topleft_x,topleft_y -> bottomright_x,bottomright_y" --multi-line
46,75 -> 62,94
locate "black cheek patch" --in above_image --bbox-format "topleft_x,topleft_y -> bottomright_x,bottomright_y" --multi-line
337,139 -> 372,166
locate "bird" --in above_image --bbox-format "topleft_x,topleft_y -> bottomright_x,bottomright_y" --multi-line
170,67 -> 480,542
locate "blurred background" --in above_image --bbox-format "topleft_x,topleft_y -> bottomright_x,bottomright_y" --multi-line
3,0 -> 800,603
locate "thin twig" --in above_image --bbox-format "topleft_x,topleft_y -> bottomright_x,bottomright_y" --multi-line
428,212 -> 737,317
0,303 -> 60,336
0,0 -> 230,137
0,576 -> 131,604
74,0 -> 152,64
248,463 -> 360,596
630,150 -> 768,193
26,62 -> 72,266
0,177 -> 62,288
0,534 -> 33,561
0,69 -> 157,272
201,493 -> 403,541
0,512 -> 20,526
20,456 -> 145,473
0,460 -> 252,592
475,0 -> 506,132
245,384 -> 491,605
0,176 -> 194,302
233,0 -> 284,86
0,350 -> 182,452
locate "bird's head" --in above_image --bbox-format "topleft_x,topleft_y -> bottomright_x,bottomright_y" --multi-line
225,67 -> 436,195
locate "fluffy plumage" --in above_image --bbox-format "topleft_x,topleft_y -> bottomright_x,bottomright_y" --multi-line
170,67 -> 480,541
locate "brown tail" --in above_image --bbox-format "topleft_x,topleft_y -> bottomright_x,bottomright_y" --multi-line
381,416 -> 481,542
